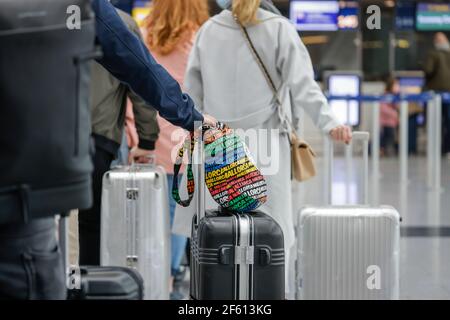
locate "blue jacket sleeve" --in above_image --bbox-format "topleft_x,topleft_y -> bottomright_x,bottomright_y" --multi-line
91,0 -> 203,131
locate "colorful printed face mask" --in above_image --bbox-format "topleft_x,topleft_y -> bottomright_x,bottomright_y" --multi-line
172,124 -> 267,212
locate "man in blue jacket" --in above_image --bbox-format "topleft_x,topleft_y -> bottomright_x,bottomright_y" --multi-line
0,0 -> 214,300
92,0 -> 215,131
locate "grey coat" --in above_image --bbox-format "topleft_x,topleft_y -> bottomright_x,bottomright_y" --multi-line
173,9 -> 340,250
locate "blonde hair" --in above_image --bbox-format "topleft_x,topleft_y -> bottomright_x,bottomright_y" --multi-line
232,0 -> 261,26
144,0 -> 209,55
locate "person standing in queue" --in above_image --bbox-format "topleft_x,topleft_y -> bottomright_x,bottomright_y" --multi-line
424,32 -> 450,158
172,0 -> 352,298
380,77 -> 400,157
0,0 -> 216,300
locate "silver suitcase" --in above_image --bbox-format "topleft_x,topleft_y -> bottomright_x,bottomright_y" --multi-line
296,132 -> 400,300
100,162 -> 170,300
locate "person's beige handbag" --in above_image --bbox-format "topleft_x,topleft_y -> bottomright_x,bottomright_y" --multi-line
290,132 -> 317,181
236,17 -> 317,182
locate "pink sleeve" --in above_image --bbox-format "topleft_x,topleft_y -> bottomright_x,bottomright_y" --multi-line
381,103 -> 398,118
125,99 -> 139,148
380,103 -> 399,126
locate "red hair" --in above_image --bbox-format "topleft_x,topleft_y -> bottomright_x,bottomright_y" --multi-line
144,0 -> 209,55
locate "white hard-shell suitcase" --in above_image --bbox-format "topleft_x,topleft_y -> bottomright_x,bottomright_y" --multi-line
100,162 -> 170,300
296,132 -> 400,300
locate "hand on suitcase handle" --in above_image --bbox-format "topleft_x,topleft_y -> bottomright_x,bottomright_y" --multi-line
329,125 -> 353,145
128,147 -> 155,165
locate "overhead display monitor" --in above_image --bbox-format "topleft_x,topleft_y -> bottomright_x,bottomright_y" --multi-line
416,3 -> 450,31
338,1 -> 359,30
290,1 -> 359,31
397,76 -> 425,95
290,1 -> 340,31
327,74 -> 361,127
396,1 -> 416,30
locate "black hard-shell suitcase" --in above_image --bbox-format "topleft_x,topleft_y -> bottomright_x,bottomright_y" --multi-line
67,266 -> 144,300
59,214 -> 144,300
189,131 -> 285,300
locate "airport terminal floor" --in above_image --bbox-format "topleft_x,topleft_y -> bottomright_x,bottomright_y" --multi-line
365,158 -> 450,299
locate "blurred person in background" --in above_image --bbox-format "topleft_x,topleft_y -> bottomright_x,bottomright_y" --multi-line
173,0 -> 351,298
142,0 -> 210,300
78,9 -> 160,266
424,32 -> 450,158
380,77 -> 399,157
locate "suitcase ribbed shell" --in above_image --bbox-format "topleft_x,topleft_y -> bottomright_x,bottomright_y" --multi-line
297,206 -> 400,300
100,165 -> 170,300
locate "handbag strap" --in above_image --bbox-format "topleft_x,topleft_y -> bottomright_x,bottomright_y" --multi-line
235,16 -> 281,106
171,123 -> 228,208
235,16 -> 294,135
172,131 -> 196,207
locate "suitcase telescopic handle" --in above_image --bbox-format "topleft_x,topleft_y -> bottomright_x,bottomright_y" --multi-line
58,212 -> 73,285
195,130 -> 206,226
325,131 -> 370,206
125,165 -> 139,268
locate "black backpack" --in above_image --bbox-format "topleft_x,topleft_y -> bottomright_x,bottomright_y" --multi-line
0,0 -> 99,224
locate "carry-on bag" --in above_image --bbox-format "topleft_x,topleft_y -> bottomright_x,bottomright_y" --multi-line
172,124 -> 268,212
184,126 -> 285,300
59,214 -> 144,300
100,161 -> 170,300
296,132 -> 400,300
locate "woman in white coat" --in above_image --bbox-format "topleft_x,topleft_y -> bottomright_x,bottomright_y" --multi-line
173,0 -> 352,293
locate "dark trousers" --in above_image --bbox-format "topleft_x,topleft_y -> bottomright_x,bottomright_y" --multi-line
408,115 -> 418,155
443,103 -> 450,154
78,147 -> 114,265
380,126 -> 397,156
0,217 -> 65,300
